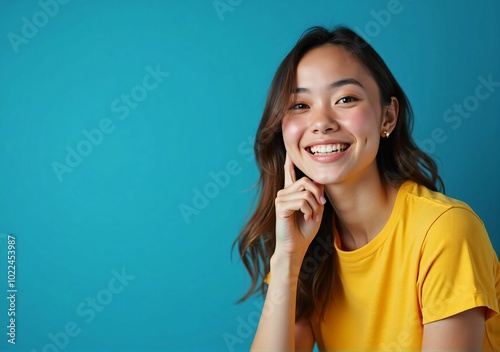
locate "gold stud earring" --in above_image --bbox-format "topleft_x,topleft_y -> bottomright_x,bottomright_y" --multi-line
382,130 -> 390,138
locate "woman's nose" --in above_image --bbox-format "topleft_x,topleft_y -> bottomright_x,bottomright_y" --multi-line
310,107 -> 339,134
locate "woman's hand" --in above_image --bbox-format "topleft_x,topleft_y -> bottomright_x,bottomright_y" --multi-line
251,153 -> 323,351
274,153 -> 326,257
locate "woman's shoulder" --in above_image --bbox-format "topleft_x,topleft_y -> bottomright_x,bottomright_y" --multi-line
399,180 -> 478,219
393,180 -> 486,240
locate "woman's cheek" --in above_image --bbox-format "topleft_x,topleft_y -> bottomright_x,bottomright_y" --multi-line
343,108 -> 376,135
282,117 -> 306,148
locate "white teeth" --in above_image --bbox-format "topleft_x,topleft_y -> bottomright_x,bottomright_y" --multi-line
309,144 -> 349,155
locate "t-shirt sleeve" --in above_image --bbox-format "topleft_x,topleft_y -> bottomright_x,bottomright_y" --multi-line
417,206 -> 500,324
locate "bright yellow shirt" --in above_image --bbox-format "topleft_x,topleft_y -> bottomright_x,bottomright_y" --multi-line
311,180 -> 500,351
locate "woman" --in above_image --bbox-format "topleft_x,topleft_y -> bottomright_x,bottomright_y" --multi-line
234,26 -> 500,351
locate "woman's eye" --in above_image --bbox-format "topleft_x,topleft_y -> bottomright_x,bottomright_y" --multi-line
290,103 -> 309,110
337,96 -> 357,104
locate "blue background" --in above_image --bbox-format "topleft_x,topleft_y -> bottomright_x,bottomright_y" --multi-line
0,0 -> 499,351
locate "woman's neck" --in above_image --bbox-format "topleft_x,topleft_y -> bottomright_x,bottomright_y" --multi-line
325,172 -> 399,251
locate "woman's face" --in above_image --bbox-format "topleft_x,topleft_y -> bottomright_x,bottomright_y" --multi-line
281,44 -> 397,186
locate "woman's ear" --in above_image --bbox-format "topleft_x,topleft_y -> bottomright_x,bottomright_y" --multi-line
381,96 -> 399,135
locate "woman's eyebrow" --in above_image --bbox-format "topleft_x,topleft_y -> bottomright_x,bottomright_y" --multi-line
329,78 -> 364,89
293,78 -> 365,94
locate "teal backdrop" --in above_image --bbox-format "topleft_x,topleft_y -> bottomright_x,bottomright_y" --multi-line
0,0 -> 499,351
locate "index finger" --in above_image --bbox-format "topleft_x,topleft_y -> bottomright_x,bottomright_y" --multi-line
284,153 -> 297,188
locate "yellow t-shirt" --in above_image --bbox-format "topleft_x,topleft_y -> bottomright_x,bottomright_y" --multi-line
311,180 -> 500,351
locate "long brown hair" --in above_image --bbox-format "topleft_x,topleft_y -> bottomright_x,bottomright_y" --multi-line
234,26 -> 444,321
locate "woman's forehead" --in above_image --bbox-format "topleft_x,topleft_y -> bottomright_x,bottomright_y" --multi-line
294,45 -> 376,93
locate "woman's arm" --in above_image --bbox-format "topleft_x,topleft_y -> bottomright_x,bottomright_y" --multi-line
422,307 -> 486,351
251,154 -> 324,351
250,252 -> 304,350
251,254 -> 316,351
295,319 -> 315,351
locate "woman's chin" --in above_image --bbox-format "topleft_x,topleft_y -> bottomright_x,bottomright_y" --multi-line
307,173 -> 341,186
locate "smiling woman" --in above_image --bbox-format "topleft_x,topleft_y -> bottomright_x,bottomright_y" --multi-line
234,26 -> 500,351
